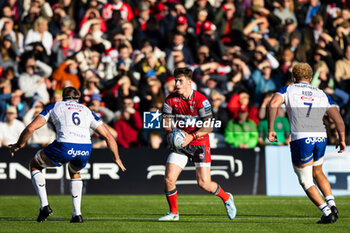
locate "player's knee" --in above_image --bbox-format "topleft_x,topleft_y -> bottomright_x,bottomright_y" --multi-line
164,176 -> 176,187
293,165 -> 314,191
29,158 -> 41,171
197,179 -> 210,191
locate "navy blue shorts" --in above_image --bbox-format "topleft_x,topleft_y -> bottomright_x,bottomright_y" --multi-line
43,140 -> 92,169
290,137 -> 327,165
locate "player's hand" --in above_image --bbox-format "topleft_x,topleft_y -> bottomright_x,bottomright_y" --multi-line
8,143 -> 21,157
114,158 -> 126,172
181,132 -> 193,147
336,140 -> 346,153
268,131 -> 278,142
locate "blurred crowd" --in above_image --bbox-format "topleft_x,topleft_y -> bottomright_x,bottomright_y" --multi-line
0,0 -> 349,149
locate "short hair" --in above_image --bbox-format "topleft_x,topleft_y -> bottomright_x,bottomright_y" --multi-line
292,63 -> 313,82
62,87 -> 80,100
174,67 -> 193,80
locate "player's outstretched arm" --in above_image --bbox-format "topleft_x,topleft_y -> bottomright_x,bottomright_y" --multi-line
96,124 -> 126,171
327,106 -> 346,153
9,115 -> 47,157
267,94 -> 284,142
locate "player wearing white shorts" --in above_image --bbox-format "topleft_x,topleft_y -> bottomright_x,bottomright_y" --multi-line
9,87 -> 126,223
268,63 -> 346,224
158,67 -> 236,221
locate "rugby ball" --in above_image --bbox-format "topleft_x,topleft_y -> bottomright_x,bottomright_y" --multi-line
168,129 -> 185,149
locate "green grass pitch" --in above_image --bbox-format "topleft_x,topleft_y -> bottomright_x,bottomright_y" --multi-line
0,195 -> 349,233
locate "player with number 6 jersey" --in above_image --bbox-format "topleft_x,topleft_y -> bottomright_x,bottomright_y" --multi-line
268,63 -> 346,224
9,87 -> 126,223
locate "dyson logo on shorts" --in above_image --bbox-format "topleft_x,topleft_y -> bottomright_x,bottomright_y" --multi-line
68,148 -> 90,157
305,137 -> 326,145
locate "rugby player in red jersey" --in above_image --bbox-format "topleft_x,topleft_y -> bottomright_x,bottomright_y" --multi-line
158,67 -> 236,221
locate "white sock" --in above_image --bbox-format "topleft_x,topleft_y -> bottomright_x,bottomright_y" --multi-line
70,179 -> 83,216
318,203 -> 332,216
325,195 -> 336,207
31,170 -> 48,209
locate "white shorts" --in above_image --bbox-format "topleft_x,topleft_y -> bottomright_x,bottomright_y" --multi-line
166,152 -> 211,169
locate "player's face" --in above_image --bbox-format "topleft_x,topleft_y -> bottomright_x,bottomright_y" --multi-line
174,75 -> 191,95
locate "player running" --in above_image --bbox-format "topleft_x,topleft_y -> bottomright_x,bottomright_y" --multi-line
158,67 -> 236,221
268,63 -> 346,224
9,87 -> 126,223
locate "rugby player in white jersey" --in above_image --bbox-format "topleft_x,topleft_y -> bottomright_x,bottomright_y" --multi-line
268,63 -> 346,224
9,87 -> 126,223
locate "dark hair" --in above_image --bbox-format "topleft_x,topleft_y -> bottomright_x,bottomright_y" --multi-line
63,87 -> 80,100
173,67 -> 193,80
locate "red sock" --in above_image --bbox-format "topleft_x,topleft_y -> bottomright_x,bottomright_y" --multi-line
215,186 -> 230,202
166,189 -> 178,214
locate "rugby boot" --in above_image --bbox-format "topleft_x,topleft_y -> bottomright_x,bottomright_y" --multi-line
70,215 -> 84,223
317,213 -> 336,224
224,193 -> 237,220
331,206 -> 338,220
37,205 -> 53,222
158,212 -> 179,221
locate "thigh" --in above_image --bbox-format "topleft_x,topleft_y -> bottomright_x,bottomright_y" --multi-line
290,138 -> 315,165
31,149 -> 56,170
167,152 -> 188,169
165,162 -> 184,182
313,137 -> 327,162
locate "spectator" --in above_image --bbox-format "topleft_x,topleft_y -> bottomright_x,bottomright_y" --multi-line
113,97 -> 143,148
251,59 -> 281,105
18,57 -> 52,105
0,17 -> 24,53
24,16 -> 53,55
225,105 -> 258,148
102,0 -> 134,22
51,33 -> 76,69
7,90 -> 26,121
0,105 -> 25,147
52,58 -> 81,91
0,35 -> 20,71
335,44 -> 350,91
214,2 -> 244,45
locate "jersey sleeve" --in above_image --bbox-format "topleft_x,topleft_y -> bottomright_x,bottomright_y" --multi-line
39,103 -> 56,122
324,93 -> 336,109
162,97 -> 173,115
198,99 -> 213,119
276,85 -> 289,102
90,111 -> 103,130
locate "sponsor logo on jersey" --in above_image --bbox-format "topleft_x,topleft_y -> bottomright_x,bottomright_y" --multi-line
68,148 -> 90,157
202,100 -> 211,113
305,137 -> 326,145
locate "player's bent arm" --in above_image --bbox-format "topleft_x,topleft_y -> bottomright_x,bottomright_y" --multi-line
95,124 -> 126,171
182,118 -> 213,147
194,117 -> 213,138
327,106 -> 346,152
9,116 -> 47,156
267,94 -> 284,142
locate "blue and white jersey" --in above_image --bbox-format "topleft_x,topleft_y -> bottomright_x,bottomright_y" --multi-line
39,100 -> 102,144
277,82 -> 336,141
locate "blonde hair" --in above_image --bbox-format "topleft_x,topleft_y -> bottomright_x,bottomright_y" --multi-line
33,17 -> 48,32
292,63 -> 313,82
